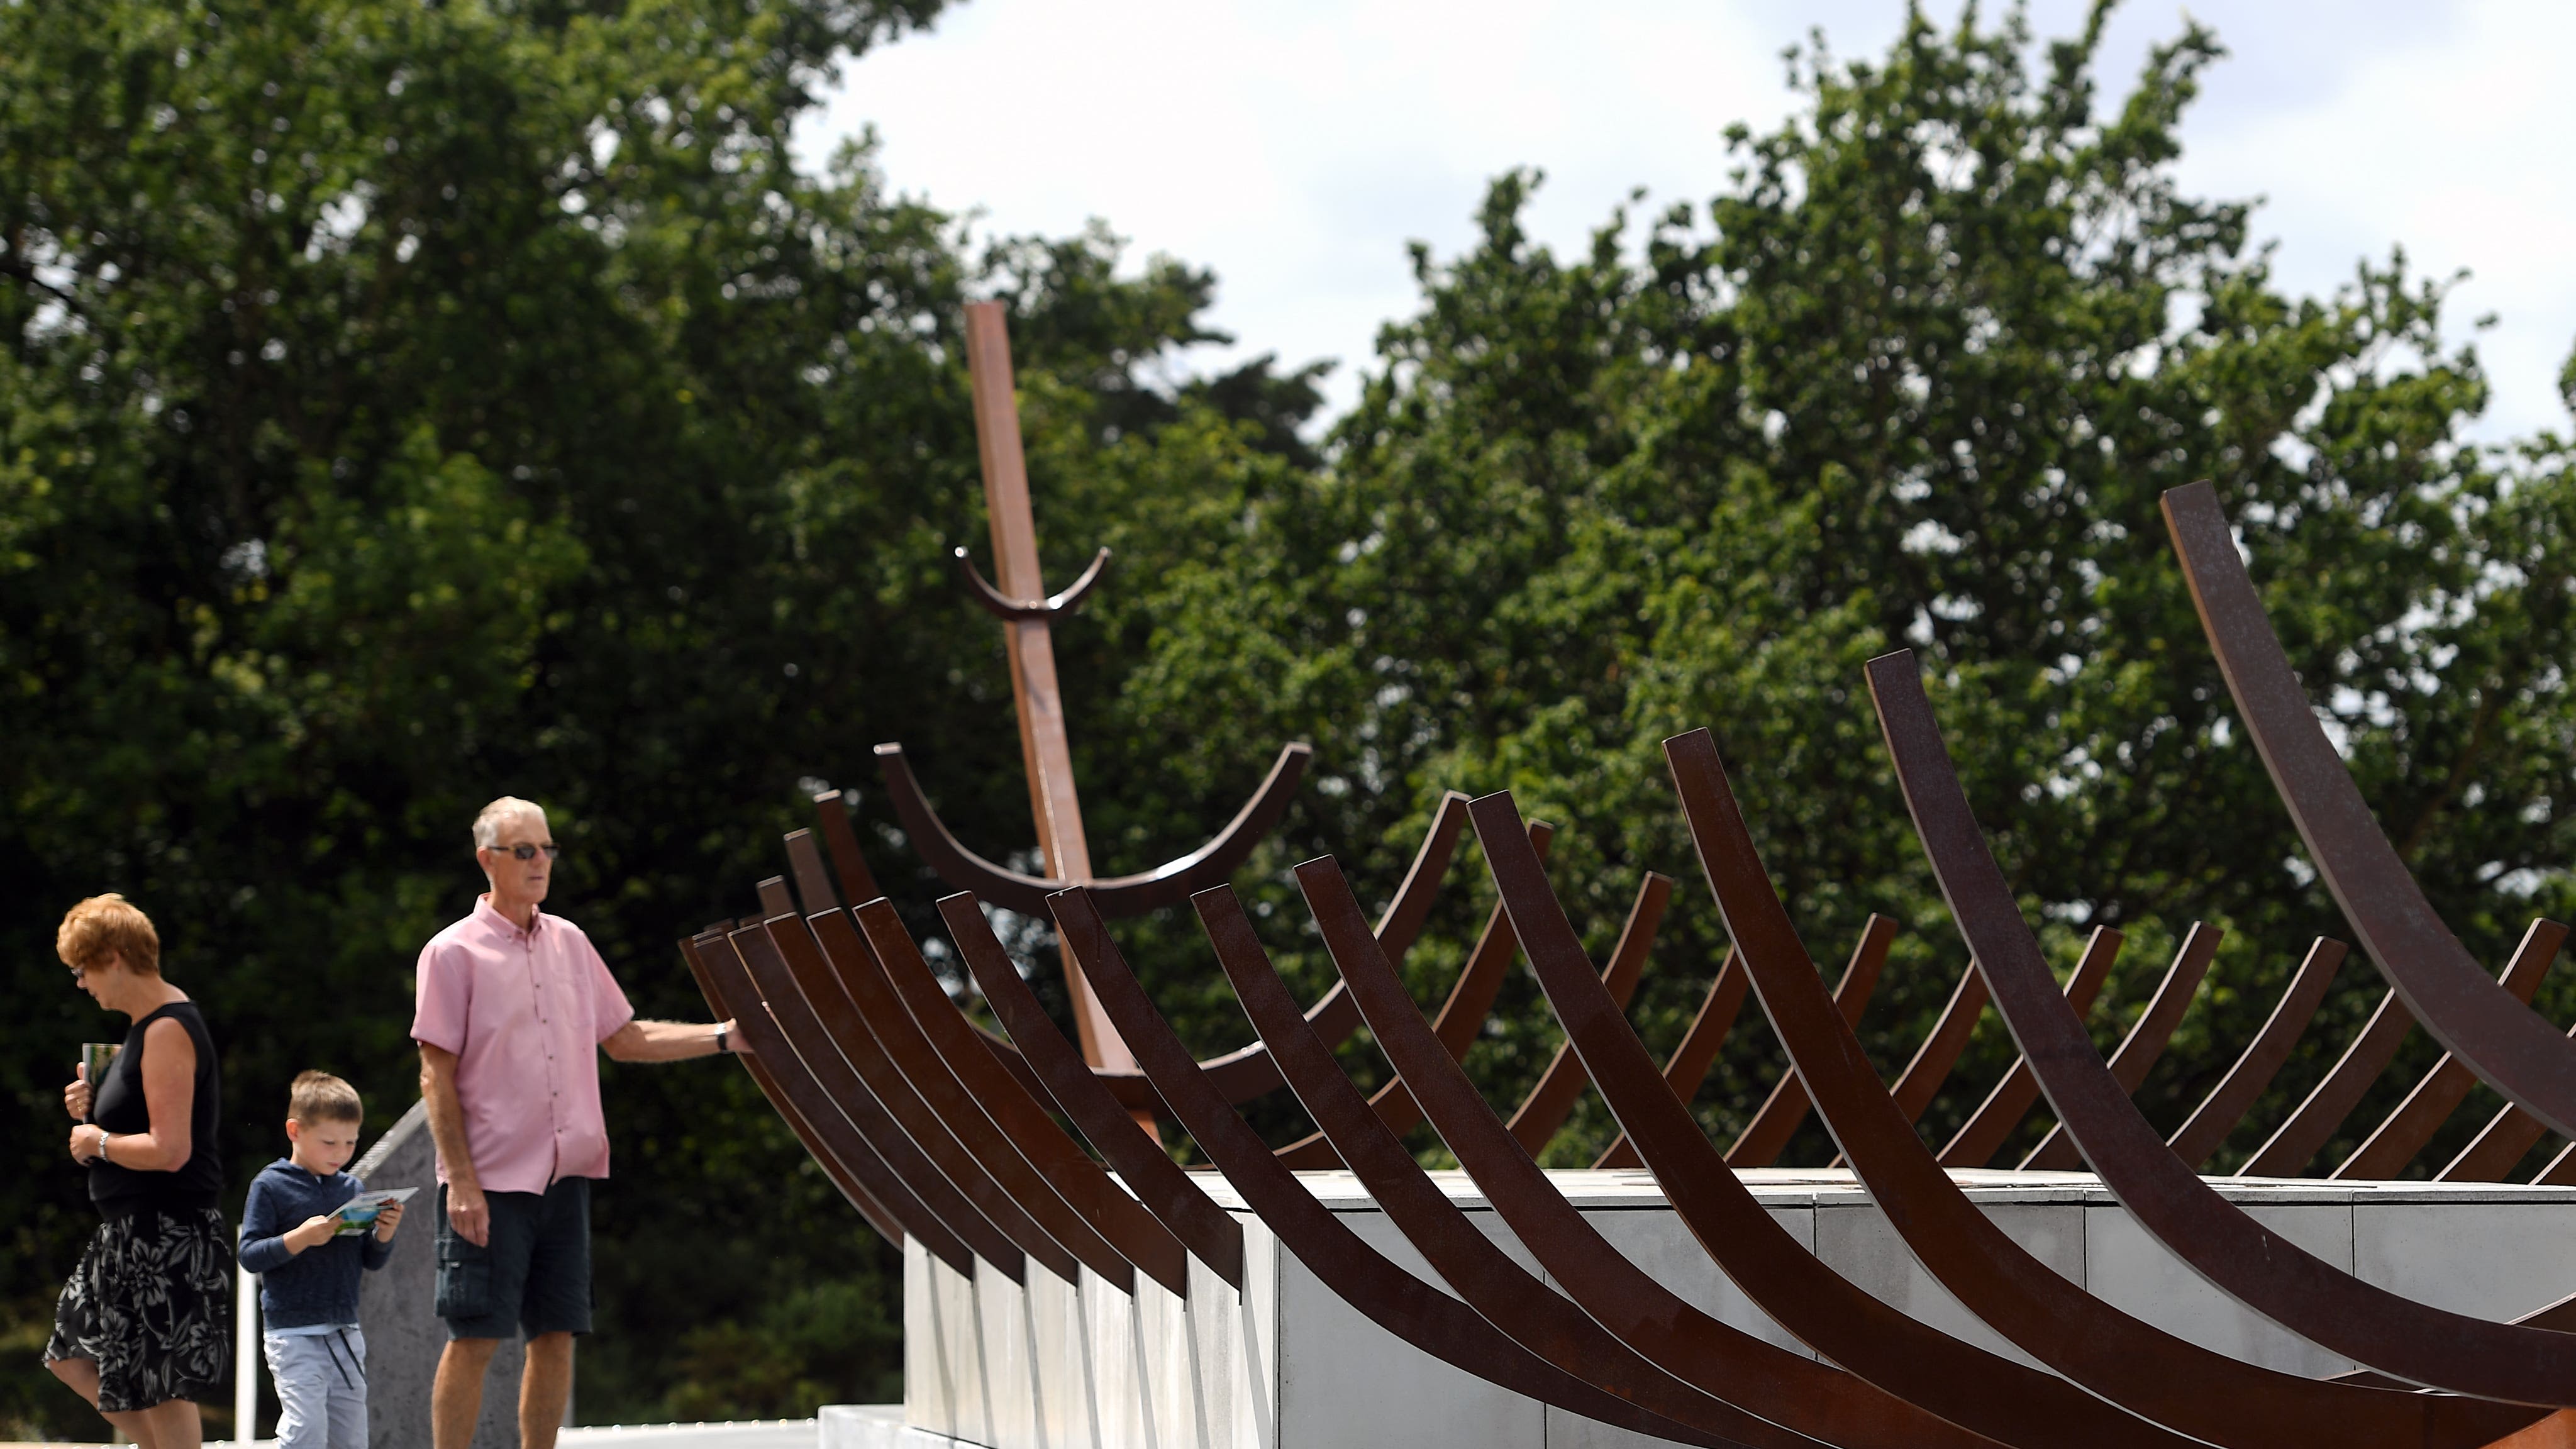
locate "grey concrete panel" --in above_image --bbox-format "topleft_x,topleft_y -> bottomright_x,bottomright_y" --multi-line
2084,1201 -> 2357,1377
355,1101 -> 525,1449
1270,1238 -> 1543,1449
1812,1199 -> 2082,1372
1580,1204 -> 1816,1361
2354,1199 -> 2576,1321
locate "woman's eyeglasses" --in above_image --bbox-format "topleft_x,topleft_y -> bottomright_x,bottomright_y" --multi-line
489,843 -> 562,861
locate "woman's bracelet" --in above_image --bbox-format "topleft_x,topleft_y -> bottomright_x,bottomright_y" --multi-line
714,1026 -> 729,1055
94,1130 -> 111,1165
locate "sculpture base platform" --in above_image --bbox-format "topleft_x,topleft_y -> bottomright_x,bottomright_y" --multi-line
841,1168 -> 2576,1449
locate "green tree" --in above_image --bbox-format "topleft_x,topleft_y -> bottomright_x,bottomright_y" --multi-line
1108,3 -> 2576,1178
0,0 -> 1314,1433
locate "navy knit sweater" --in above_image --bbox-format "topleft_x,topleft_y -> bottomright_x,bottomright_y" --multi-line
238,1158 -> 397,1328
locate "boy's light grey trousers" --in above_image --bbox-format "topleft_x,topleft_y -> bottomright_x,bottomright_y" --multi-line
264,1325 -> 369,1449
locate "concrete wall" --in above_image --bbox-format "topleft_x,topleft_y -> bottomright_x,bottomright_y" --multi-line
353,1100 -> 526,1449
880,1167 -> 2576,1449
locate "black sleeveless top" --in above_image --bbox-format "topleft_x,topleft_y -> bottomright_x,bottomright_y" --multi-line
89,1000 -> 224,1216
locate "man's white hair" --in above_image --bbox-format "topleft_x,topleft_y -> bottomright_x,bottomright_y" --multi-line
472,796 -> 549,849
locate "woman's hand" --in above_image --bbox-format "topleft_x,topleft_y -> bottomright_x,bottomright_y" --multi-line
66,1123 -> 101,1164
374,1201 -> 405,1241
284,1214 -> 339,1255
64,1066 -> 90,1123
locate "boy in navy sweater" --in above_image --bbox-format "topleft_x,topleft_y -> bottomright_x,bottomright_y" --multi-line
239,1072 -> 406,1449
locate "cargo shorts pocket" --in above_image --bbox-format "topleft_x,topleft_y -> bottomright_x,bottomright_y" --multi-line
435,1250 -> 491,1320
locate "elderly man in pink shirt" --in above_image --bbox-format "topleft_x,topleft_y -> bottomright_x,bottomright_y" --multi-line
413,797 -> 742,1449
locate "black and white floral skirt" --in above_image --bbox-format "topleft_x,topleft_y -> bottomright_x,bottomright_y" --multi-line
44,1206 -> 233,1413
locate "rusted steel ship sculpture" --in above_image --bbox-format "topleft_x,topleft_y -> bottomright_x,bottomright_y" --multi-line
683,308 -> 2576,1445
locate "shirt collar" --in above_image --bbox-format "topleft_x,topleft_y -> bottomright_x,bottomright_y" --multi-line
474,893 -> 546,940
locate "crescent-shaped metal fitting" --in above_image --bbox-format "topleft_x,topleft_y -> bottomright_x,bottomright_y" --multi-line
953,543 -> 1111,621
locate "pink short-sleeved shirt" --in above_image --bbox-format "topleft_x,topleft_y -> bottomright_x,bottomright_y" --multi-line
411,896 -> 636,1192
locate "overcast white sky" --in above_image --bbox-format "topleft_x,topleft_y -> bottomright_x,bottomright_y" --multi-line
795,0 -> 2575,444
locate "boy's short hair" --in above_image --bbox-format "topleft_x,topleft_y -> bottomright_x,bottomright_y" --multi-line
58,894 -> 160,975
289,1070 -> 364,1125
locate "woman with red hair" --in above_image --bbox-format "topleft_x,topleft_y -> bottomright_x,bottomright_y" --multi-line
46,893 -> 230,1449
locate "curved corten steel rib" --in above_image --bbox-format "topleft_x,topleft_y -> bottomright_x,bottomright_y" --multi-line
1596,950 -> 1750,1170
686,928 -> 989,1277
2243,928 -> 2555,1177
763,911 -> 1116,1286
1662,728 -> 2555,1445
1191,885 -> 1812,1449
2438,1013 -> 2576,1182
801,906 -> 1140,1294
1863,652 -> 2576,1407
1828,952 -> 1986,1171
2333,920 -> 2566,1180
1273,819 -> 1552,1169
2241,982 -> 2421,1175
940,894 -> 1247,1289
850,899 -> 1192,1295
1935,930 -> 2121,1169
953,543 -> 1111,621
874,739 -> 1311,920
730,918 -> 1052,1282
1294,858 -> 2009,1449
1046,889 -> 1745,1449
1505,872 -> 1673,1155
1468,796 -> 2194,1449
2019,923 -> 2221,1171
879,788 -> 1468,1114
1726,917 -> 1891,1169
2165,480 -> 2576,1140
679,935 -> 917,1255
2167,936 -> 2347,1170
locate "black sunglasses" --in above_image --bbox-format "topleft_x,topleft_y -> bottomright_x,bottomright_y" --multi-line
488,843 -> 562,861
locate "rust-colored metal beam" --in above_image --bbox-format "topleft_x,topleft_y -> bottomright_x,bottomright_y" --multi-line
1727,916 -> 1892,1169
855,899 -> 1191,1294
1046,888 -> 1744,1448
1829,952 -> 1987,1171
1594,948 -> 1749,1170
1467,791 -> 2199,1449
2021,922 -> 2221,1171
1273,819 -> 1552,1169
804,906 -> 1143,1292
2164,480 -> 2576,1141
942,894 -> 1246,1289
1668,723 -> 2551,1444
1296,856 -> 2007,1449
1864,653 -> 2576,1410
677,935 -> 918,1256
2333,920 -> 2567,1179
1935,930 -> 2121,1169
729,917 -> 1045,1280
1194,884 -> 1813,1449
687,926 -> 996,1277
2167,936 -> 2346,1170
874,738 -> 1310,922
1504,872 -> 1673,1156
2243,933 -> 2553,1177
877,787 -> 1468,1113
2438,1012 -> 2576,1182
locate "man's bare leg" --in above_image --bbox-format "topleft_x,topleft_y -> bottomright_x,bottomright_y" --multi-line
45,1357 -> 170,1449
519,1333 -> 574,1449
433,1338 -> 503,1449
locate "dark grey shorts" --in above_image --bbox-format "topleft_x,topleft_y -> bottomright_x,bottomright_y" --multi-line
433,1179 -> 592,1340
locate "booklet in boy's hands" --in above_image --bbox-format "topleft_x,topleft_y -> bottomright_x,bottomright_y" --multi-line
333,1187 -> 416,1235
